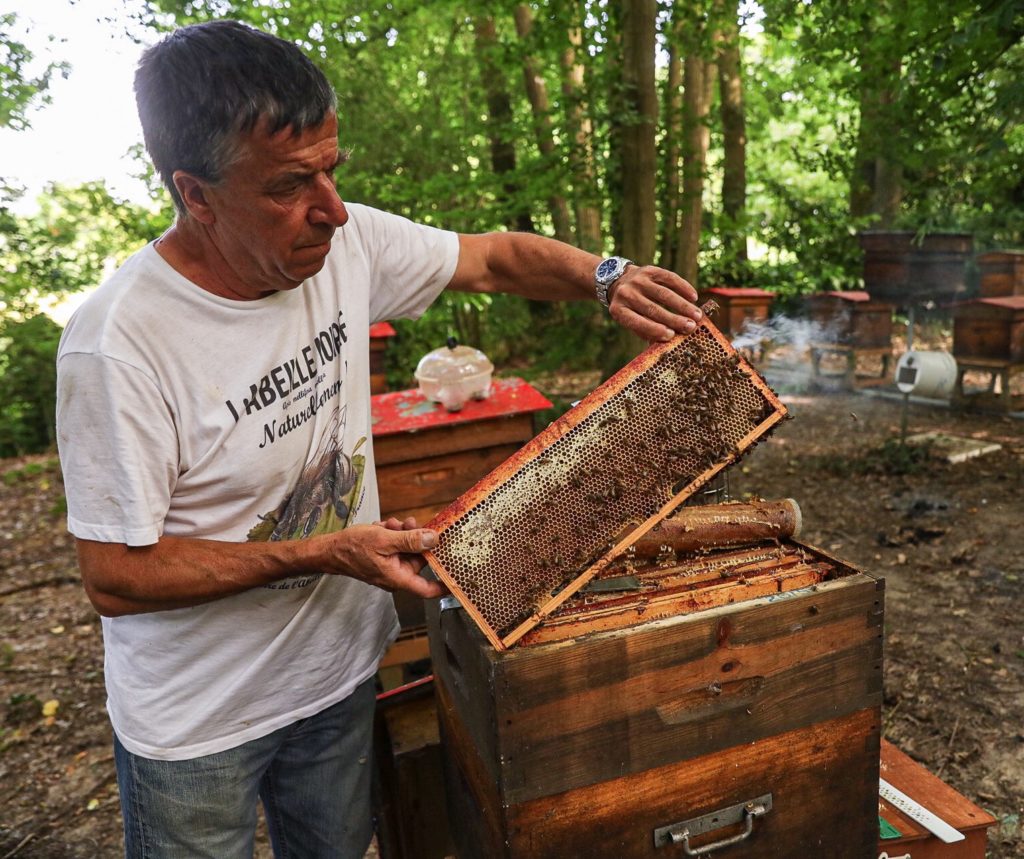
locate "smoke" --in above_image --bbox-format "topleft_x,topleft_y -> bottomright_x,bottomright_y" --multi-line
730,315 -> 836,354
728,315 -> 841,394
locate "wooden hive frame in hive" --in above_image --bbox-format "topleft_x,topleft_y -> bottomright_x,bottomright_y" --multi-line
424,309 -> 788,650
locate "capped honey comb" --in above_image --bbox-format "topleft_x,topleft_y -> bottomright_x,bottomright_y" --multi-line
424,312 -> 787,649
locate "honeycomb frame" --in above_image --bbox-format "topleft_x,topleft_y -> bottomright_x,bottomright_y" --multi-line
424,313 -> 787,650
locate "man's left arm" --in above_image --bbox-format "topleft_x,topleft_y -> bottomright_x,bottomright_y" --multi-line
449,232 -> 702,342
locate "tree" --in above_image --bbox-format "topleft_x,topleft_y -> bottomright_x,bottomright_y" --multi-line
715,0 -> 748,268
513,4 -> 572,243
474,13 -> 535,233
560,17 -> 603,253
619,0 -> 658,266
675,7 -> 715,289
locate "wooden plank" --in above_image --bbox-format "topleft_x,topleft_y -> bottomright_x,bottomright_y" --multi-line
498,575 -> 883,708
379,628 -> 431,669
378,502 -> 447,525
371,377 -> 551,438
376,443 -> 523,512
435,682 -> 509,859
498,637 -> 881,802
373,413 -> 535,466
519,564 -> 826,645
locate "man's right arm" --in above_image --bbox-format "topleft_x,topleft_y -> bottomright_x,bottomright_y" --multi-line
76,522 -> 444,617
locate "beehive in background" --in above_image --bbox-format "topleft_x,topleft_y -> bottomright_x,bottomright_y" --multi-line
425,310 -> 788,649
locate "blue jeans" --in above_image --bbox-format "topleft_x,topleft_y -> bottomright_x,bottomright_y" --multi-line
114,678 -> 376,859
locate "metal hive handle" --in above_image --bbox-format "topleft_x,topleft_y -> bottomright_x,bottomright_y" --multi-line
654,794 -> 772,854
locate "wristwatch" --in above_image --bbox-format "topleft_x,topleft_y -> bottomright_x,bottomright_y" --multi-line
595,256 -> 632,307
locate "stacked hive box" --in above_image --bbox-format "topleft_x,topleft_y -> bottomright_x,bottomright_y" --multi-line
952,254 -> 1024,410
427,542 -> 884,858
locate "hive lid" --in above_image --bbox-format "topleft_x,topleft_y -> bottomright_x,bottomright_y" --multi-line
423,309 -> 789,650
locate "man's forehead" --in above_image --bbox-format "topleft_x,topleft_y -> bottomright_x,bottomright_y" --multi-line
242,113 -> 339,165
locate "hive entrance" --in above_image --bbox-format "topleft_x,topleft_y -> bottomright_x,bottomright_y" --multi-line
424,316 -> 787,649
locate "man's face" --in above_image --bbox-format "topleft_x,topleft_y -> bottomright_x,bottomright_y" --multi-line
200,113 -> 349,299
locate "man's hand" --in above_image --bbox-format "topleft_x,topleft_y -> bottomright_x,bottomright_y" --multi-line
318,520 -> 446,598
607,264 -> 702,343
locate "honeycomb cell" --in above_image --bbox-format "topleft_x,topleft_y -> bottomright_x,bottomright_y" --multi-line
426,321 -> 787,647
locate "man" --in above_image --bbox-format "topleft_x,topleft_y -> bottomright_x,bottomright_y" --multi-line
55,19 -> 702,859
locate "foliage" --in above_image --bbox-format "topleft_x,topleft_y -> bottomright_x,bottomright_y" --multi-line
0,313 -> 62,457
0,13 -> 68,133
0,181 -> 170,315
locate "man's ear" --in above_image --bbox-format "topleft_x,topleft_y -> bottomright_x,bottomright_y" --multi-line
172,171 -> 216,224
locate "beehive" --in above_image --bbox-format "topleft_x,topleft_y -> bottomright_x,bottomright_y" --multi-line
424,311 -> 787,649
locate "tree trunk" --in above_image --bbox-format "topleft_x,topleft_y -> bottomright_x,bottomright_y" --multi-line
474,16 -> 535,233
601,0 -> 657,378
659,30 -> 684,270
849,6 -> 903,225
677,53 -> 714,289
513,5 -> 573,243
560,26 -> 603,253
619,0 -> 658,265
715,0 -> 747,267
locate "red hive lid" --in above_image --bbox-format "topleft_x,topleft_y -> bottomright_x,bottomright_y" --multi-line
371,377 -> 552,436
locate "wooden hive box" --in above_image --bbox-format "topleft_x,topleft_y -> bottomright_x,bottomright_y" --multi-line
877,740 -> 997,859
373,687 -> 454,859
977,250 -> 1024,298
697,287 -> 774,338
807,290 -> 894,349
427,541 -> 884,859
370,322 -> 397,394
952,296 -> 1024,363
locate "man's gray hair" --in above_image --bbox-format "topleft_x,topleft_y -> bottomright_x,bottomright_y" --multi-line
135,20 -> 338,216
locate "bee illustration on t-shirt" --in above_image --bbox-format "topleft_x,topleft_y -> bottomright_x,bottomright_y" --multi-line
247,406 -> 367,542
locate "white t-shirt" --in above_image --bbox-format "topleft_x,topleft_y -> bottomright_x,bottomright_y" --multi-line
56,203 -> 459,760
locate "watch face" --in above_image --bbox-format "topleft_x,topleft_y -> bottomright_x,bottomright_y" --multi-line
597,258 -> 619,281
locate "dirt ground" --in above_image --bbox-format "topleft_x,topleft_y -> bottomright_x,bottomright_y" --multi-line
1,378 -> 1022,857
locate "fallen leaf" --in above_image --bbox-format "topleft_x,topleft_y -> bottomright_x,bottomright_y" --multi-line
41,699 -> 59,717
50,625 -> 65,635
86,798 -> 100,812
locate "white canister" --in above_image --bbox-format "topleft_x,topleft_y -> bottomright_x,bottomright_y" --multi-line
894,350 -> 958,399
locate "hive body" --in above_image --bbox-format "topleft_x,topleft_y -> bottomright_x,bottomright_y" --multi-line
427,541 -> 884,859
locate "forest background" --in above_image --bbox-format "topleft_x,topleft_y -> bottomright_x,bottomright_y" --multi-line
2,0 -> 1023,457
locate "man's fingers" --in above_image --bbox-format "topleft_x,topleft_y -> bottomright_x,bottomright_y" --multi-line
648,267 -> 698,303
611,268 -> 703,337
611,306 -> 678,343
618,290 -> 698,334
401,516 -> 418,530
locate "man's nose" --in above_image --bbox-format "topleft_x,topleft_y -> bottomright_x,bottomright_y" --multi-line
309,175 -> 348,227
